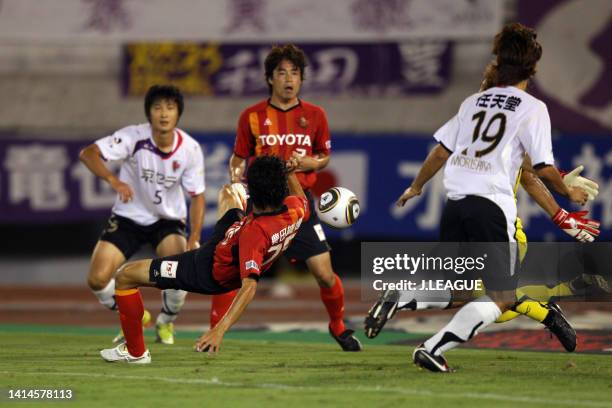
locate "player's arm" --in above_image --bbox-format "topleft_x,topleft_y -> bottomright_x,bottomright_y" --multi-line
293,107 -> 332,172
521,158 -> 600,242
194,277 -> 257,355
229,153 -> 247,183
187,193 -> 205,250
285,157 -> 306,199
520,161 -> 559,217
523,156 -> 588,205
396,143 -> 450,206
79,143 -> 133,202
291,152 -> 330,172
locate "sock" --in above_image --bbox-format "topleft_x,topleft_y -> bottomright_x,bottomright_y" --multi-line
92,279 -> 117,311
517,282 -> 573,301
512,299 -> 549,323
210,290 -> 238,329
320,274 -> 346,336
424,296 -> 501,356
114,288 -> 146,357
157,289 -> 187,325
397,287 -> 451,310
496,310 -> 520,323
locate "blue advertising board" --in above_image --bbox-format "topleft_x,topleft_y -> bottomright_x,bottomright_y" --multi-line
1,133 -> 610,241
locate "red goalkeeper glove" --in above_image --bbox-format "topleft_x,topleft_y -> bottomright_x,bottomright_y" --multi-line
552,208 -> 600,242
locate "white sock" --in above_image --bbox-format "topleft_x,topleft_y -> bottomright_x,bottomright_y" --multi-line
424,295 -> 501,356
92,279 -> 116,311
397,288 -> 451,310
157,289 -> 187,324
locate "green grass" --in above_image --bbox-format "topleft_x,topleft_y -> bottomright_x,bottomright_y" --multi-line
0,326 -> 611,408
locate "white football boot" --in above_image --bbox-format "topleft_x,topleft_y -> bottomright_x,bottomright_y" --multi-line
100,342 -> 151,364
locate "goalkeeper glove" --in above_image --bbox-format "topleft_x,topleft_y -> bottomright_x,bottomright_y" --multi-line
552,208 -> 600,242
560,165 -> 599,201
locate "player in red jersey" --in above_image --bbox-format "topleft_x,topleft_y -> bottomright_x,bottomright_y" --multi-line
99,155 -> 309,363
209,44 -> 362,352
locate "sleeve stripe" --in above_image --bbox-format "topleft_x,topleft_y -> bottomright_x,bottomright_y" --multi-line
533,162 -> 552,170
439,141 -> 453,154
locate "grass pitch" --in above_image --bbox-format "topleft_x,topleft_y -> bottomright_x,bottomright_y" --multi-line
1,325 -> 611,408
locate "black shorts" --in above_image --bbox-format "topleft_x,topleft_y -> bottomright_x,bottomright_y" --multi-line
440,195 -> 519,292
148,209 -> 244,295
283,191 -> 331,262
100,214 -> 186,259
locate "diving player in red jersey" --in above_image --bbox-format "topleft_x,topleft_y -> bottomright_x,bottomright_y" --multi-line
210,44 -> 362,352
99,155 -> 309,363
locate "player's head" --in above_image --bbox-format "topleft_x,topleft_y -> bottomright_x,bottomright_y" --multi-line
480,23 -> 542,91
144,85 -> 184,132
247,155 -> 289,210
264,44 -> 307,100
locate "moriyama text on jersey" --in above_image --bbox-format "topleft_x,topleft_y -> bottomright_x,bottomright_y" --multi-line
434,86 -> 554,203
95,123 -> 205,225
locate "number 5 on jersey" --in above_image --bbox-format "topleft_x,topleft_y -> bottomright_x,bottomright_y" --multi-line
153,190 -> 163,204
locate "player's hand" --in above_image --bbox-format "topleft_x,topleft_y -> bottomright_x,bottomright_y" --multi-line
109,178 -> 134,203
562,165 -> 599,201
291,151 -> 317,172
194,327 -> 224,355
396,186 -> 422,207
567,186 -> 589,206
552,208 -> 600,242
186,236 -> 200,251
285,156 -> 299,173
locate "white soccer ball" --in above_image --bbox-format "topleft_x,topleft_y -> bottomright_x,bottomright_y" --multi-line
317,187 -> 360,229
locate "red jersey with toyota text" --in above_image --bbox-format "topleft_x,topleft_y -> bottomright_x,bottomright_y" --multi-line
233,99 -> 331,189
212,195 -> 310,289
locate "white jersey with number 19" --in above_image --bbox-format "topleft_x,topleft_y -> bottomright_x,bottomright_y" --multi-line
95,123 -> 205,226
434,86 -> 554,206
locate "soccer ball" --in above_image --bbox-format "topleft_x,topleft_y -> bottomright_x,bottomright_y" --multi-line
317,187 -> 360,229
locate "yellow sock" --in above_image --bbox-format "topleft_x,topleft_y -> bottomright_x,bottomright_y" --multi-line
512,299 -> 549,323
517,282 -> 573,301
496,309 -> 520,323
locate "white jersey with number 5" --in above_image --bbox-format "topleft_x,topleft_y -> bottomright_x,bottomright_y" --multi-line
434,86 -> 554,205
95,123 -> 205,226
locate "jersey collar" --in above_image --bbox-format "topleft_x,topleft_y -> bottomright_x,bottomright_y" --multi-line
147,128 -> 183,160
267,98 -> 302,113
253,205 -> 288,218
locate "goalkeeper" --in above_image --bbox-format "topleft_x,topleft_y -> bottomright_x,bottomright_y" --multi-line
365,160 -> 605,352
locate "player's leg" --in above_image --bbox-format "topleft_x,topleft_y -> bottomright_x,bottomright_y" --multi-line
414,197 -> 515,372
154,231 -> 188,345
304,251 -> 361,351
87,240 -> 126,311
209,184 -> 246,328
366,199 -> 467,338
364,285 -> 455,339
100,259 -> 155,363
495,220 -> 551,323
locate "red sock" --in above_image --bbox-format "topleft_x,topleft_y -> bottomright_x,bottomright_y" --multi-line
115,289 -> 146,357
210,290 -> 238,328
320,274 -> 346,336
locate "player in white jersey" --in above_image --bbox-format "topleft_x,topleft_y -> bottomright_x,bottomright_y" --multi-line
394,23 -> 596,372
79,85 -> 206,345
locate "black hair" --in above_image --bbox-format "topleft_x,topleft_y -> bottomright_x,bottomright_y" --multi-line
480,22 -> 543,91
144,85 -> 184,122
247,155 -> 289,209
264,44 -> 307,94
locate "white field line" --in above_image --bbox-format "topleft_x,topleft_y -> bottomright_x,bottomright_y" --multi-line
0,370 -> 610,407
